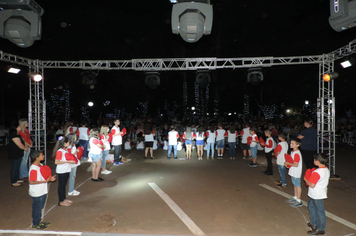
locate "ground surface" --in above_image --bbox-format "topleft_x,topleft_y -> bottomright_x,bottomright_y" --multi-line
0,143 -> 355,236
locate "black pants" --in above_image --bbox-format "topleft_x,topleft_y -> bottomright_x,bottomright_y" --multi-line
265,151 -> 273,173
301,149 -> 317,169
57,172 -> 69,202
113,145 -> 122,162
10,158 -> 21,184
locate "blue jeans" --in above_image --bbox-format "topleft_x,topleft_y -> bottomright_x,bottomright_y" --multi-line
168,145 -> 177,158
102,150 -> 109,168
308,198 -> 326,231
19,150 -> 30,178
206,142 -> 215,157
250,145 -> 257,158
78,140 -> 89,158
11,158 -> 22,184
32,194 -> 47,225
228,142 -> 236,157
68,167 -> 77,193
278,164 -> 287,185
113,145 -> 122,162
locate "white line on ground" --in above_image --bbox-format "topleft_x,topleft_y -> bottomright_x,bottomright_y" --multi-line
0,229 -> 82,235
148,182 -> 205,236
259,184 -> 356,231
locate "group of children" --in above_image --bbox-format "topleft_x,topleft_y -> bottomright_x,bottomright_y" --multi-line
27,119 -> 330,234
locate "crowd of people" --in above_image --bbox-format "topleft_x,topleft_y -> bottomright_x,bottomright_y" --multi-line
5,115 -> 338,234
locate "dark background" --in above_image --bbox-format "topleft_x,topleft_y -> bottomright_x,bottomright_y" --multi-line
1,0 -> 356,123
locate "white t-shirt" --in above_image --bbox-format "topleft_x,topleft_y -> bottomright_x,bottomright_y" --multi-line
136,141 -> 144,150
241,127 -> 251,144
206,130 -> 215,143
215,129 -> 226,141
308,167 -> 330,199
124,141 -> 132,150
250,134 -> 258,147
111,126 -> 122,145
89,137 -> 103,155
276,141 -> 288,165
288,150 -> 303,178
168,131 -> 179,145
29,164 -> 47,197
55,148 -> 72,174
227,131 -> 238,143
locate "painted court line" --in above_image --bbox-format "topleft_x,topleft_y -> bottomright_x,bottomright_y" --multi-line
260,184 -> 356,231
148,182 -> 205,236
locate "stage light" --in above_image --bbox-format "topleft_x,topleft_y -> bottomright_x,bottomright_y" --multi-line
88,102 -> 94,107
7,66 -> 20,74
191,106 -> 195,110
0,0 -> 44,48
171,0 -> 213,43
28,72 -> 42,82
145,72 -> 160,89
196,70 -> 211,88
340,57 -> 356,68
305,100 -> 309,105
286,109 -> 292,114
329,0 -> 356,32
81,71 -> 97,89
323,72 -> 339,82
247,68 -> 263,86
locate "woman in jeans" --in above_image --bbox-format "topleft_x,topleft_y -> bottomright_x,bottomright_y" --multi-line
227,125 -> 238,160
8,125 -> 27,187
206,126 -> 216,160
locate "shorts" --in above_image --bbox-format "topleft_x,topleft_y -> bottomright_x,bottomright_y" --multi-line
145,141 -> 153,148
291,176 -> 301,187
216,140 -> 224,149
185,140 -> 193,145
196,140 -> 204,146
241,143 -> 250,150
89,153 -> 101,162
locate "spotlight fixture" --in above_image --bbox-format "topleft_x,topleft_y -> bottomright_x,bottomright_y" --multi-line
171,0 -> 213,43
7,65 -> 20,74
196,70 -> 211,88
340,57 -> 356,68
323,71 -> 339,82
247,68 -> 264,86
145,72 -> 160,89
81,71 -> 98,89
0,0 -> 44,48
29,72 -> 42,82
329,0 -> 356,32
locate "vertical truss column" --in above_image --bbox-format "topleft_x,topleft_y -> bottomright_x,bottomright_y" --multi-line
29,64 -> 47,164
317,55 -> 336,177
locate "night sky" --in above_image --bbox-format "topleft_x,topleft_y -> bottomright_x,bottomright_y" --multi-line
1,0 -> 356,124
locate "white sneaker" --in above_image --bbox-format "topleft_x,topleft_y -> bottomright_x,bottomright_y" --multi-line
68,190 -> 80,196
101,170 -> 112,175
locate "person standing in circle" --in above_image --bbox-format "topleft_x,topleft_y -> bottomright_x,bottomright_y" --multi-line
298,118 -> 317,170
143,124 -> 155,159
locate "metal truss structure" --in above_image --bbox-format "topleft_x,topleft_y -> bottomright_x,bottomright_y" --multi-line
28,64 -> 47,164
1,39 -> 356,175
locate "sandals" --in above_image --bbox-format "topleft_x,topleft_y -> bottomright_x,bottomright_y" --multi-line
58,202 -> 70,207
64,199 -> 73,204
11,183 -> 22,187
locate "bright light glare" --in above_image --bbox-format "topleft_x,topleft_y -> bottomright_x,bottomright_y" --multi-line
8,68 -> 20,74
191,106 -> 195,110
228,113 -> 232,116
88,102 -> 94,107
286,109 -> 292,114
341,61 -> 352,68
305,100 -> 309,105
33,74 -> 42,82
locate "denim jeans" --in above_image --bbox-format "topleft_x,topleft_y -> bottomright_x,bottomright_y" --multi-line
19,150 -> 30,178
102,150 -> 109,168
78,140 -> 89,158
113,145 -> 122,162
206,142 -> 215,157
11,158 -> 22,184
168,145 -> 177,158
308,198 -> 326,231
278,164 -> 287,185
228,142 -> 236,157
68,167 -> 77,193
32,194 -> 47,225
250,145 -> 257,158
